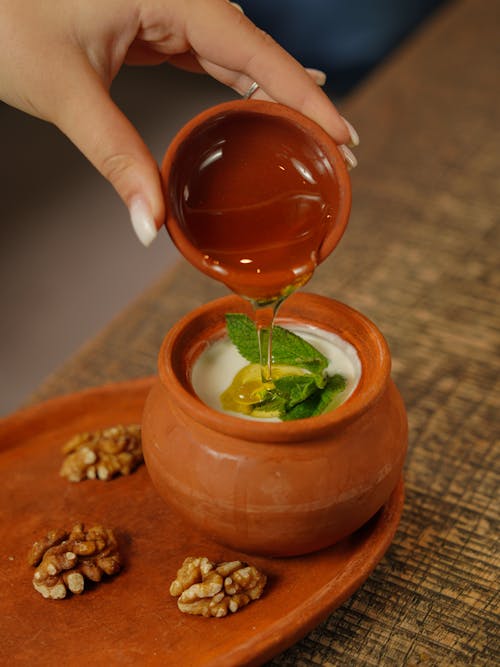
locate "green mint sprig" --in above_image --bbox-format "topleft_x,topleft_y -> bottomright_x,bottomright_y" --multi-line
224,314 -> 347,420
225,313 -> 329,375
280,374 -> 347,421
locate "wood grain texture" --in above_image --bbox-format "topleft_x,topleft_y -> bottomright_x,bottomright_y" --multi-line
27,0 -> 499,664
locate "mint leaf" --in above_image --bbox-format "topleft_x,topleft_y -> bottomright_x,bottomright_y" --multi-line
313,374 -> 347,414
280,395 -> 320,421
224,313 -> 347,422
281,374 -> 347,421
225,313 -> 329,375
266,326 -> 328,375
225,313 -> 260,363
274,374 -> 320,409
251,394 -> 287,419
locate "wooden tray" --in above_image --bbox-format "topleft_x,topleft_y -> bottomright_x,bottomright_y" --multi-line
0,378 -> 404,666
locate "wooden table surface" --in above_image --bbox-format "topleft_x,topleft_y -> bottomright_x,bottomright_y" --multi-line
27,0 -> 499,664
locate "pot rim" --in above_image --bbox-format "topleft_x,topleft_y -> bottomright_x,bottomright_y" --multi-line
161,99 -> 352,285
158,293 -> 391,443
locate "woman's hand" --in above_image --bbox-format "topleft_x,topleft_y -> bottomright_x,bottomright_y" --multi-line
0,0 -> 358,244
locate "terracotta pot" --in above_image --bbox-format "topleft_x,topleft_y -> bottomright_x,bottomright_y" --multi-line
160,99 -> 351,300
142,293 -> 407,557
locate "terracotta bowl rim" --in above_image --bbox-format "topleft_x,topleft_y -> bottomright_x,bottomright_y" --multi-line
160,98 -> 352,284
157,293 -> 391,443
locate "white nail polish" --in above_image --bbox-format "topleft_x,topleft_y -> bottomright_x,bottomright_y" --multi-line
341,116 -> 360,147
129,197 -> 157,247
306,68 -> 327,86
339,144 -> 358,171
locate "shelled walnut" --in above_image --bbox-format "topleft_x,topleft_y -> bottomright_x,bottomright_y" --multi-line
28,523 -> 121,599
170,556 -> 267,618
60,424 -> 142,482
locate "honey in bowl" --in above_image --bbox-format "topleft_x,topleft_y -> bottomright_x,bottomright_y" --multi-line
163,100 -> 351,304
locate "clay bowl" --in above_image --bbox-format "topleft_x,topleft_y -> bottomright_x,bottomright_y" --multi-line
142,293 -> 408,557
160,99 -> 351,300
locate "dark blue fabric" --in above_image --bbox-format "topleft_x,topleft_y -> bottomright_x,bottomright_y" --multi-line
238,0 -> 445,94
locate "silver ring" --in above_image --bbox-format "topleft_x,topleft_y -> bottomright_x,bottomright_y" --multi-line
243,81 -> 259,99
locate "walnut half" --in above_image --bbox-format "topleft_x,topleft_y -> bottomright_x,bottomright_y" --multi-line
60,424 -> 142,482
170,556 -> 267,618
28,523 -> 121,599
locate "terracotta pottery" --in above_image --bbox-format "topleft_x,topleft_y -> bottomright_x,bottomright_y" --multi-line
0,379 -> 404,664
160,99 -> 351,300
142,293 -> 408,557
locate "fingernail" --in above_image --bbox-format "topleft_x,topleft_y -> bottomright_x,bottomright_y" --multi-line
129,196 -> 157,247
230,2 -> 244,13
339,145 -> 358,171
306,68 -> 327,87
341,116 -> 360,147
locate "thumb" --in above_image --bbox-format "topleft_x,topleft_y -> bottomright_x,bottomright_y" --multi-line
55,67 -> 162,247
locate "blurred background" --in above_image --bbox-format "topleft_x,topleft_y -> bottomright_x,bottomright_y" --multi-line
0,0 -> 444,416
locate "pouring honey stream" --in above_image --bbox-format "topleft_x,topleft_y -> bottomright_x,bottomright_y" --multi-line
162,100 -> 351,412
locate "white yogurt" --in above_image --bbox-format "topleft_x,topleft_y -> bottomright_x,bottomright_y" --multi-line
191,324 -> 362,420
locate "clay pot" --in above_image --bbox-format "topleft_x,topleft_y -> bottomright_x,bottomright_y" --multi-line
142,293 -> 407,557
160,99 -> 351,300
